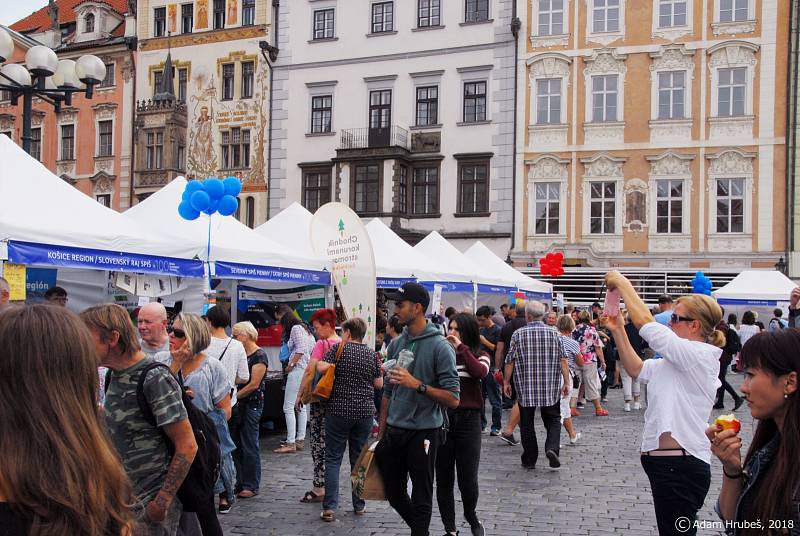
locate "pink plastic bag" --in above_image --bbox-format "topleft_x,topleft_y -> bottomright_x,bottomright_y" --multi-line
604,288 -> 621,316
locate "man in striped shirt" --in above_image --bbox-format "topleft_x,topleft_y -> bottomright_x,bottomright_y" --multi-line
504,301 -> 571,470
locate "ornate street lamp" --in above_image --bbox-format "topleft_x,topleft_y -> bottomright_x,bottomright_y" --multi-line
0,27 -> 106,154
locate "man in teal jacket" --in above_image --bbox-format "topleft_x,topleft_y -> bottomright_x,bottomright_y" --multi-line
377,282 -> 460,536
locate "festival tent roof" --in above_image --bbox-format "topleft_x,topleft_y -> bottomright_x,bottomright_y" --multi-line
0,136 -> 202,277
712,270 -> 797,306
254,202 -> 319,260
124,179 -> 329,284
464,241 -> 552,297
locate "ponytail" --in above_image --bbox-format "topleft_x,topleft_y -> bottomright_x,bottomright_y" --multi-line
707,329 -> 726,348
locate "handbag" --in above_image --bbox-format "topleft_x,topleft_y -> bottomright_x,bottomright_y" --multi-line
312,341 -> 345,401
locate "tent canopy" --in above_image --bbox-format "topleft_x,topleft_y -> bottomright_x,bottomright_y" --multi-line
464,241 -> 552,298
0,136 -> 202,277
254,202 -> 318,261
125,179 -> 329,285
712,270 -> 797,306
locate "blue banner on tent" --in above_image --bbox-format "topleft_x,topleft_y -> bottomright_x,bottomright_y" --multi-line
7,241 -> 204,278
419,281 -> 475,293
378,277 -> 416,289
716,298 -> 778,307
517,290 -> 553,302
477,283 -> 516,295
215,260 -> 331,286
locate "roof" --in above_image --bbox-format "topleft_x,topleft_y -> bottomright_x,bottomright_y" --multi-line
11,0 -> 129,34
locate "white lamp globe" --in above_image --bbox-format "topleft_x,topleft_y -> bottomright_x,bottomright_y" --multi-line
25,45 -> 58,77
75,54 -> 105,84
1,63 -> 32,87
0,27 -> 13,63
52,59 -> 80,88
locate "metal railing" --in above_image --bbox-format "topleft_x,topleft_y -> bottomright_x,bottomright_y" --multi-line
339,126 -> 409,150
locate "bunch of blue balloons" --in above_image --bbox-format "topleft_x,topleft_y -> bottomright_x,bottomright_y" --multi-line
691,271 -> 713,295
178,177 -> 242,221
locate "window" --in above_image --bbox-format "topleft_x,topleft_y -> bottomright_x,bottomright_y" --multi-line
716,178 -> 744,233
412,167 -> 439,215
178,68 -> 188,102
245,196 -> 255,228
98,120 -> 113,157
154,7 -> 166,37
96,194 -> 111,207
418,0 -> 441,27
416,86 -> 438,126
145,131 -> 164,169
311,95 -> 332,133
303,170 -> 331,212
591,74 -> 618,122
397,166 -> 408,214
720,0 -> 748,22
60,125 -> 75,160
176,144 -> 185,169
718,67 -> 746,117
659,0 -> 686,28
534,182 -> 560,234
657,71 -> 685,119
463,81 -> 487,122
465,0 -> 489,22
655,179 -> 683,233
536,78 -> 561,124
458,162 -> 489,214
592,0 -> 620,33
213,0 -> 225,29
153,70 -> 163,95
85,13 -> 95,33
538,0 -> 564,36
313,8 -> 335,39
372,2 -> 394,33
221,128 -> 250,169
30,128 -> 41,161
589,181 -> 616,234
241,61 -> 254,99
100,63 -> 115,87
221,64 -> 234,100
242,0 -> 256,26
181,3 -> 193,33
354,164 -> 380,213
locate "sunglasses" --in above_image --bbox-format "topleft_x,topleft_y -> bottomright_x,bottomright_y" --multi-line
670,313 -> 695,324
167,326 -> 186,338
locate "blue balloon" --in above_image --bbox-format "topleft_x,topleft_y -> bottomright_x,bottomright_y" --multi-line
182,190 -> 191,201
204,199 -> 220,215
204,178 -> 225,200
190,190 -> 211,212
223,176 -> 242,197
185,180 -> 204,194
178,201 -> 200,221
218,195 -> 239,216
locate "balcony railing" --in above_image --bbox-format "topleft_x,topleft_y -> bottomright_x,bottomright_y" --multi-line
339,125 -> 410,150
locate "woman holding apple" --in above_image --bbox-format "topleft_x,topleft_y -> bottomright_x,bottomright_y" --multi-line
707,329 -> 799,535
603,270 -> 724,536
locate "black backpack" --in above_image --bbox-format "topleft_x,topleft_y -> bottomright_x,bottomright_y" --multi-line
106,362 -> 221,512
723,328 -> 742,355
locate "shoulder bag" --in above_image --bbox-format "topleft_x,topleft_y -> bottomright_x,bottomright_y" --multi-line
312,341 -> 346,401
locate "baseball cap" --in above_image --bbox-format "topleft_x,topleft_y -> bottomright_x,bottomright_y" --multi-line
384,282 -> 430,309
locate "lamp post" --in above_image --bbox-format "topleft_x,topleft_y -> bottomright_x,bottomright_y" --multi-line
0,27 -> 106,155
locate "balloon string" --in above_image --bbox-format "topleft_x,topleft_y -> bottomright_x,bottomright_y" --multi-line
207,214 -> 212,294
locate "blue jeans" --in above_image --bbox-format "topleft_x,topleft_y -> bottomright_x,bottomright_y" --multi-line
231,397 -> 264,492
323,414 -> 373,512
481,372 -> 502,431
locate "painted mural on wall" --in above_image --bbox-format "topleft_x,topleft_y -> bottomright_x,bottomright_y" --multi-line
196,0 -> 208,29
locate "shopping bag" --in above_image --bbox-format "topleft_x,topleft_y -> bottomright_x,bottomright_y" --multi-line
350,441 -> 386,501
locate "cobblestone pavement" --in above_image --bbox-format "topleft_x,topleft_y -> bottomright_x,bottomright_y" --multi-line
221,374 -> 752,535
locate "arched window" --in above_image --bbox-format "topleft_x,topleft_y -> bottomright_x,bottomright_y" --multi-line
85,13 -> 95,33
245,196 -> 255,228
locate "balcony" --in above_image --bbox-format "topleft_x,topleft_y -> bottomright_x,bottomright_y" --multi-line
336,126 -> 411,161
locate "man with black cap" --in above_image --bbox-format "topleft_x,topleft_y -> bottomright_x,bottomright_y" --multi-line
376,282 -> 460,536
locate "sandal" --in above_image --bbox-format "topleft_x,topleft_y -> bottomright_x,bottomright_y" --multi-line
237,490 -> 258,499
320,510 -> 335,522
300,490 -> 324,503
595,408 -> 609,416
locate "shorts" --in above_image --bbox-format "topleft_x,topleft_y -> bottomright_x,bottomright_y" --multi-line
580,361 -> 602,401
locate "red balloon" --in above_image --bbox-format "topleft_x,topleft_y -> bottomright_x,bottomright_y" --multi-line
556,267 -> 565,277
554,252 -> 564,263
538,257 -> 546,266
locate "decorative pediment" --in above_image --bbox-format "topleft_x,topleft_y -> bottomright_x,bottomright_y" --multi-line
708,41 -> 759,69
526,155 -> 569,181
580,153 -> 626,178
0,114 -> 14,131
60,174 -> 77,185
57,107 -> 79,124
527,53 -> 572,78
584,49 -> 627,78
90,171 -> 116,193
646,151 -> 694,177
707,149 -> 756,175
92,102 -> 117,120
649,44 -> 695,76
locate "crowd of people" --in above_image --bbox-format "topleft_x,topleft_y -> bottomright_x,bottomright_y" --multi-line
0,274 -> 798,536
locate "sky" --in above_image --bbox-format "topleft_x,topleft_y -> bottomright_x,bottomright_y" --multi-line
0,1 -> 50,27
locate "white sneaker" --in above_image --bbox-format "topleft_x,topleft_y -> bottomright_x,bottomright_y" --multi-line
569,432 -> 581,445
624,402 -> 631,412
633,401 -> 641,410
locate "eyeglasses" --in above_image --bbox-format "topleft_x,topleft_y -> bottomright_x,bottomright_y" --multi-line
670,314 -> 695,324
167,326 -> 186,339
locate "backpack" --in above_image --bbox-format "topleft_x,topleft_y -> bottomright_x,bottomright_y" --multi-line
106,362 -> 221,512
723,328 -> 742,355
769,318 -> 785,330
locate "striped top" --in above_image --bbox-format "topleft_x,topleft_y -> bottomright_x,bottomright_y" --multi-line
454,344 -> 491,410
559,335 -> 581,374
506,321 -> 565,408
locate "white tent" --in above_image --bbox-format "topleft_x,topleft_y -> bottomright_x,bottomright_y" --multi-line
464,241 -> 552,300
254,202 -> 319,262
713,270 -> 797,305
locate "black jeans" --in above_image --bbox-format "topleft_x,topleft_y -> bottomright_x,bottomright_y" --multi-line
376,426 -> 441,536
715,358 -> 741,405
641,454 -> 711,536
519,403 -> 561,468
436,409 -> 482,532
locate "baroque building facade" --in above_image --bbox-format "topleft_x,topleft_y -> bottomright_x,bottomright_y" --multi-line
517,0 -> 789,273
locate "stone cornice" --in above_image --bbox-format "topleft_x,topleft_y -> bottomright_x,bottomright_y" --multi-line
139,26 -> 269,51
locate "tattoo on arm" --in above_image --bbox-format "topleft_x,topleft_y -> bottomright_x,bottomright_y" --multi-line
158,453 -> 192,501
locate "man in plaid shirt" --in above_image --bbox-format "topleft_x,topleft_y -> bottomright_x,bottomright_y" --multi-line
503,301 -> 571,470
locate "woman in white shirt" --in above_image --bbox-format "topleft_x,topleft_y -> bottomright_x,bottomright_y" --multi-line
604,271 -> 724,536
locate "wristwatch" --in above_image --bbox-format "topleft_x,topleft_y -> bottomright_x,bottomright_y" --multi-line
416,383 -> 428,394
